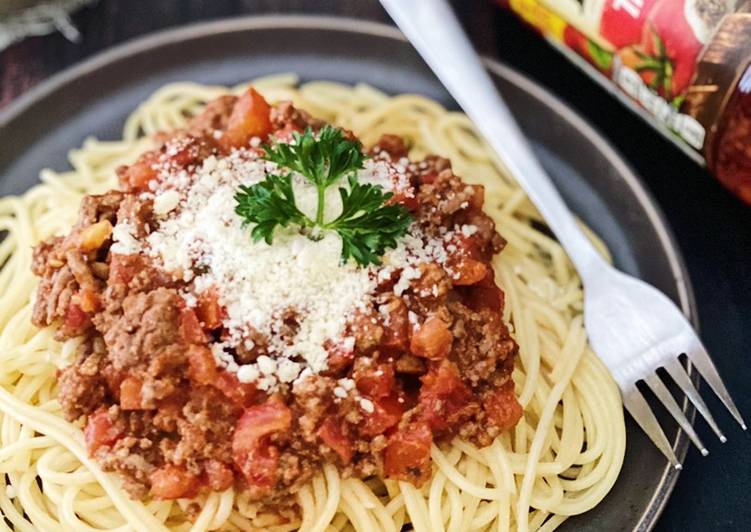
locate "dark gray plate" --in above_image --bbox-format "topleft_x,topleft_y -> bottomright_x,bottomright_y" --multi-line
0,16 -> 696,532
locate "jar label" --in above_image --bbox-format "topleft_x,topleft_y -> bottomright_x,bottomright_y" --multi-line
499,0 -> 751,202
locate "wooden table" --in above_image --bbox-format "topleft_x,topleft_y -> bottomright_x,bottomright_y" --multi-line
2,1 -> 750,530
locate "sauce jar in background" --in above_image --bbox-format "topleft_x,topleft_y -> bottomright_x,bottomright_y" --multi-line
497,0 -> 751,205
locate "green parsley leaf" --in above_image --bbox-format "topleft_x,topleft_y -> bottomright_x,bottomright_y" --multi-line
234,173 -> 312,244
327,176 -> 413,266
235,125 -> 413,266
263,126 -> 367,189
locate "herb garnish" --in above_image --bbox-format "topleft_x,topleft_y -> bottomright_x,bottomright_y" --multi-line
234,126 -> 413,266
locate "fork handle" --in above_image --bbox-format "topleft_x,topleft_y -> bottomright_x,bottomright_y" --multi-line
380,0 -> 607,277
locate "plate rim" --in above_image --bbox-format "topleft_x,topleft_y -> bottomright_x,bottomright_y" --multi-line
0,14 -> 697,531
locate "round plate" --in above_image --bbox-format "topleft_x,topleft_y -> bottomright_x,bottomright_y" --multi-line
0,16 -> 696,531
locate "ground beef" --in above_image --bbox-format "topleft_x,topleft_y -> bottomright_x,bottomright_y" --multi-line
291,376 -> 336,444
168,387 -> 238,469
32,91 -> 521,509
448,302 -> 516,388
57,339 -> 108,420
32,191 -> 124,332
187,94 -> 237,134
270,101 -> 325,132
70,191 -> 123,233
31,262 -> 76,331
97,288 -> 182,371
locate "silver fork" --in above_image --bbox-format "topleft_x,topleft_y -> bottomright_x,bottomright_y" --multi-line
381,0 -> 746,465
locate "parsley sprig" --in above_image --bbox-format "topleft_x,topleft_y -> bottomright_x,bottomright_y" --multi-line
234,126 -> 413,266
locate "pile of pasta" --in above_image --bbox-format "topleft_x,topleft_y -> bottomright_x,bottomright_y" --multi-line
0,75 -> 625,532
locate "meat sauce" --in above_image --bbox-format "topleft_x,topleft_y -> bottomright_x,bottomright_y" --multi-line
31,88 -> 522,507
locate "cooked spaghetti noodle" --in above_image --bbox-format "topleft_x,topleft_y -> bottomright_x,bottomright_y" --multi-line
0,75 -> 625,532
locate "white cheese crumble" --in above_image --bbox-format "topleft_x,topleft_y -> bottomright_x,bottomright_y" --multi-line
384,228 -> 449,296
237,364 -> 260,383
277,359 -> 302,383
338,378 -> 355,391
358,158 -> 410,194
460,224 -> 478,237
153,189 -> 181,216
181,291 -> 197,308
359,398 -> 375,413
110,221 -> 141,255
257,355 -> 277,376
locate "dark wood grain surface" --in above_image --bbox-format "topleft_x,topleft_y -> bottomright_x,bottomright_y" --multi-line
0,0 -> 501,107
1,1 -> 750,530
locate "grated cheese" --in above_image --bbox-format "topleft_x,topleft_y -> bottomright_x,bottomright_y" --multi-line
237,365 -> 260,383
153,189 -> 181,216
358,157 -> 410,194
142,149 -> 380,390
110,221 -> 141,255
120,140 -> 455,393
460,224 -> 478,237
358,398 -> 375,413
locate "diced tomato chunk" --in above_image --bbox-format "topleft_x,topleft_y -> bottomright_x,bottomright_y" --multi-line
220,88 -> 272,150
120,153 -> 158,191
63,302 -> 90,332
196,289 -> 223,330
419,361 -> 476,435
325,340 -> 355,374
119,376 -> 144,410
359,394 -> 404,437
410,316 -> 452,360
483,381 -> 523,431
204,459 -> 235,491
388,190 -> 419,211
450,258 -> 488,286
317,418 -> 354,464
232,403 -> 292,490
463,269 -> 504,312
451,233 -> 482,260
240,442 -> 280,490
384,421 -> 433,486
233,403 -> 292,452
379,300 -> 409,352
468,184 -> 485,210
419,170 -> 438,185
187,345 -> 218,385
150,465 -> 200,499
109,253 -> 146,284
214,371 -> 258,408
354,363 -> 395,400
84,408 -> 122,452
180,309 -> 207,345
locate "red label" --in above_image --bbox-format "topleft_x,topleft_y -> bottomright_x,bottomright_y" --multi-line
601,0 -> 659,48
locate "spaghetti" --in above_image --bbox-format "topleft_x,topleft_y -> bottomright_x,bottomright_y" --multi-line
0,75 -> 625,532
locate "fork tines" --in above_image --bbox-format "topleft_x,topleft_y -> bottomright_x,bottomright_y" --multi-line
625,337 -> 745,468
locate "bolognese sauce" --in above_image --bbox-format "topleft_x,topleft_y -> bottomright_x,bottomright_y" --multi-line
31,87 -> 522,508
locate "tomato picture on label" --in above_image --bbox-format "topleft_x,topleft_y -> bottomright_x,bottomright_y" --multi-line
563,26 -> 614,72
641,0 -> 704,99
